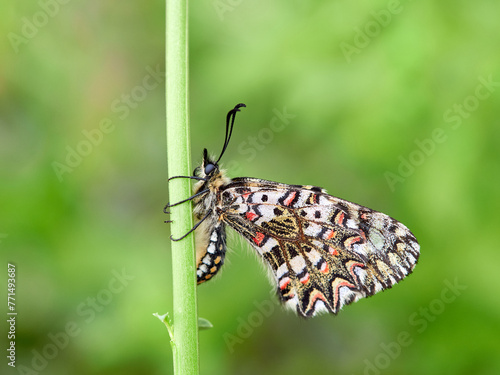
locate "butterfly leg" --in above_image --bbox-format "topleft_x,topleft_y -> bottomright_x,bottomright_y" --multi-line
163,188 -> 210,224
164,177 -> 211,240
163,204 -> 173,223
168,175 -> 206,182
170,210 -> 212,241
165,189 -> 210,209
163,174 -> 207,222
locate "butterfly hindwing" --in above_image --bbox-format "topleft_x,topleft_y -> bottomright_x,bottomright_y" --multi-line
212,177 -> 419,318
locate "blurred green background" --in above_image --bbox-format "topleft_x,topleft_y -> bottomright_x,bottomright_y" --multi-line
2,1 -> 500,374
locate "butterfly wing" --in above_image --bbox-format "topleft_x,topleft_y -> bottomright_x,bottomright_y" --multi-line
220,178 -> 420,318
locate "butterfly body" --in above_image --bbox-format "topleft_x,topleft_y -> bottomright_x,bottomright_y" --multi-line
167,104 -> 420,318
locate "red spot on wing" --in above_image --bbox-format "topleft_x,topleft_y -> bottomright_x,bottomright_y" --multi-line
328,247 -> 339,256
333,279 -> 356,310
336,212 -> 345,225
245,212 -> 258,221
279,277 -> 291,290
349,262 -> 365,277
300,273 -> 310,284
311,290 -> 327,303
326,230 -> 336,240
349,262 -> 364,272
284,191 -> 297,206
320,262 -> 329,274
253,232 -> 265,246
306,290 -> 328,313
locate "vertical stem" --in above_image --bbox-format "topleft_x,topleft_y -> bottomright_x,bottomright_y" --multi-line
166,0 -> 199,374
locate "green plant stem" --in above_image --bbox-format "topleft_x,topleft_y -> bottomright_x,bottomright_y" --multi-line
166,0 -> 199,374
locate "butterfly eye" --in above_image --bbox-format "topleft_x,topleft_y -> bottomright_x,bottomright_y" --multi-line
204,163 -> 216,175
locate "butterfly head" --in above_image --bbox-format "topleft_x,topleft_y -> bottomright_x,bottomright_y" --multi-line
193,148 -> 219,180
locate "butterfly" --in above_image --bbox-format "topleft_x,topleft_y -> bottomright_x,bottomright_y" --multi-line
165,103 -> 420,318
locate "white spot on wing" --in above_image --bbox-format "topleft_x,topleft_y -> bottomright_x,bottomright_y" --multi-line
346,218 -> 358,229
312,300 -> 328,315
276,263 -> 289,279
284,295 -> 299,313
354,267 -> 368,284
302,222 -> 324,238
351,243 -> 368,257
258,236 -> 279,254
338,286 -> 356,308
289,256 -> 307,274
305,248 -> 322,266
368,228 -> 386,251
374,281 -> 383,293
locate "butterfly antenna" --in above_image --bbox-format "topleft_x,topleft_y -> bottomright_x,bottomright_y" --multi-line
215,103 -> 246,165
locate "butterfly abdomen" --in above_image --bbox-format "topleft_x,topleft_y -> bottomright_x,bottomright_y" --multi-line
195,219 -> 227,284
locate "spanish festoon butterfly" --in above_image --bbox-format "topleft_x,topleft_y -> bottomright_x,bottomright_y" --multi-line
165,104 -> 420,318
